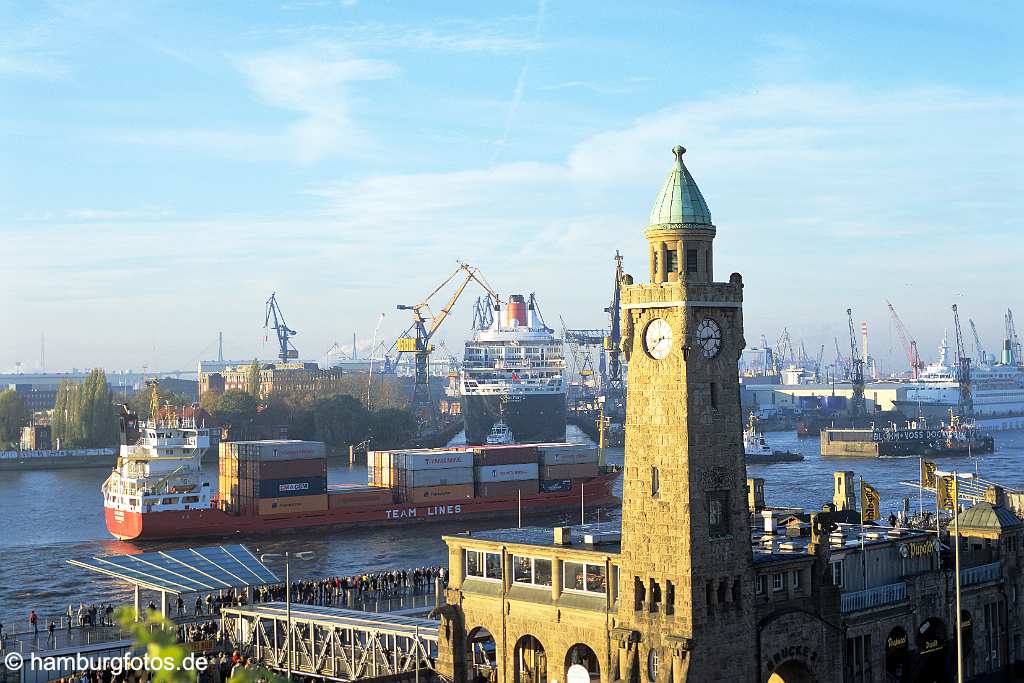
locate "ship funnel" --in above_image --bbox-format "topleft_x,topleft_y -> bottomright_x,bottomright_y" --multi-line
527,296 -> 536,330
491,301 -> 501,332
505,294 -> 528,328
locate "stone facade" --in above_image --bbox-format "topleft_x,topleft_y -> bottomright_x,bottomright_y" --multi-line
434,146 -> 1024,683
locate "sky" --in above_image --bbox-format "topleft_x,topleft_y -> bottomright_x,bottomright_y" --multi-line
2,1 -> 1022,375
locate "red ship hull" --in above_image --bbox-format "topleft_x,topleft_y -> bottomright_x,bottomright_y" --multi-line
105,472 -> 620,541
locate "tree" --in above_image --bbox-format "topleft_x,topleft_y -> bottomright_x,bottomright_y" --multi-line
0,390 -> 29,448
212,390 -> 258,429
49,371 -> 119,449
312,394 -> 369,449
247,359 -> 261,397
368,408 -> 418,449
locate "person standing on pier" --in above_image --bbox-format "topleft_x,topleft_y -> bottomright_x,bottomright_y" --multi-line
176,596 -> 185,616
66,605 -> 73,630
47,619 -> 55,644
28,609 -> 38,635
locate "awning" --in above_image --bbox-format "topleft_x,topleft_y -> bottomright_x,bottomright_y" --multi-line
68,544 -> 279,595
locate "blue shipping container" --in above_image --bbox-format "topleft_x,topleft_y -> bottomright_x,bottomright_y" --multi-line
259,476 -> 327,499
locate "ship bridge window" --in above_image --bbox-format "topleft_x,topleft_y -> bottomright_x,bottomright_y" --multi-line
161,497 -> 178,505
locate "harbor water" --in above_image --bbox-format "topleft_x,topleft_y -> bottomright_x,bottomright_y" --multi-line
1,425 -> 1022,630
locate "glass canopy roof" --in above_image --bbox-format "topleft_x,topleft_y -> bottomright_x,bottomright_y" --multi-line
68,544 -> 279,595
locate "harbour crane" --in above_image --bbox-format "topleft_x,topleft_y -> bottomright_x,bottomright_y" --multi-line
395,262 -> 499,430
886,300 -> 923,379
603,251 -> 625,400
952,304 -> 973,418
968,319 -> 987,366
846,308 -> 866,418
1006,309 -> 1022,365
264,292 -> 298,364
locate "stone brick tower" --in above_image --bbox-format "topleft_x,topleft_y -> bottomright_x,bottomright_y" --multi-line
614,145 -> 756,682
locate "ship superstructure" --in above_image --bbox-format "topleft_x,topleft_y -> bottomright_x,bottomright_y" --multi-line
102,407 -> 214,538
460,294 -> 566,445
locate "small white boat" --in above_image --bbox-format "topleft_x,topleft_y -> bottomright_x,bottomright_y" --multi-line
744,415 -> 803,464
485,419 -> 515,445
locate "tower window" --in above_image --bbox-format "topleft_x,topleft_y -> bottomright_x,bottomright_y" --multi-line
634,576 -> 646,611
686,248 -> 698,273
710,382 -> 719,410
705,249 -> 710,277
649,579 -> 662,613
666,581 -> 675,615
666,250 -> 677,273
708,490 -> 731,538
651,466 -> 660,497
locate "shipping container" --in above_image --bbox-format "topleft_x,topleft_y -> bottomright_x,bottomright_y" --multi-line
224,440 -> 325,461
475,462 -> 539,483
469,445 -> 538,466
253,458 -> 326,479
258,476 -> 327,499
401,483 -> 475,504
540,479 -> 572,493
540,463 -> 599,480
258,494 -> 328,516
391,450 -> 474,470
395,467 -> 474,488
537,444 -> 598,466
475,479 -> 539,498
326,484 -> 395,508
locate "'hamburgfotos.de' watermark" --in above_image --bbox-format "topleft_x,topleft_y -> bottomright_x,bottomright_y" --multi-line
4,652 -> 210,675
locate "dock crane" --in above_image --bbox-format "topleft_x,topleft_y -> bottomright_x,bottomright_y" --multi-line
968,319 -> 987,366
1006,309 -> 1022,365
952,304 -> 973,418
846,308 -> 866,418
886,300 -> 923,379
603,251 -> 625,401
265,293 -> 298,364
396,263 -> 499,430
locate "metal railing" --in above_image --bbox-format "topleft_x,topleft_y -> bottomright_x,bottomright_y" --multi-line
961,561 -> 1001,587
841,582 -> 907,614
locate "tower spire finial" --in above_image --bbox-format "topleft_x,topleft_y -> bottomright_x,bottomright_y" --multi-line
672,145 -> 686,161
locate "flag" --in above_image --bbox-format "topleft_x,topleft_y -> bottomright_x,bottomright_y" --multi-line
861,481 -> 881,522
921,459 -> 937,489
937,475 -> 957,511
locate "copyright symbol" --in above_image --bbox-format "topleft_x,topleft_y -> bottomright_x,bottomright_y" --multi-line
4,652 -> 23,670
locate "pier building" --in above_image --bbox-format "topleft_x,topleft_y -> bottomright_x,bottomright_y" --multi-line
433,146 -> 1024,683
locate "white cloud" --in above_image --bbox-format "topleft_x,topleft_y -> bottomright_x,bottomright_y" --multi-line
111,47 -> 397,163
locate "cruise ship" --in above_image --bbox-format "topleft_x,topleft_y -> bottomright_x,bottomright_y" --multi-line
892,333 -> 1024,430
460,294 -> 567,445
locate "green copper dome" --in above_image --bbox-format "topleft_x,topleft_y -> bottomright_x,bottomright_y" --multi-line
648,145 -> 712,227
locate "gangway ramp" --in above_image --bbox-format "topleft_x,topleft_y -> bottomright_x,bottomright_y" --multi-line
221,602 -> 439,681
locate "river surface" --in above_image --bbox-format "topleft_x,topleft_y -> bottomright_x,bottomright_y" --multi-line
1,426 -> 1022,630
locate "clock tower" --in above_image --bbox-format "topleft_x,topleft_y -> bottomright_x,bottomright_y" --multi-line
614,146 -> 756,682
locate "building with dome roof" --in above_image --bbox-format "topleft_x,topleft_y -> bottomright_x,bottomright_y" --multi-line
433,146 -> 1024,683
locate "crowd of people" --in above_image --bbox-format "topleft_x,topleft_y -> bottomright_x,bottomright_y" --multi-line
3,566 -> 447,648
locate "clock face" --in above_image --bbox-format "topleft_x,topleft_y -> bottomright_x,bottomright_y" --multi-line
643,318 -> 673,360
696,318 -> 722,358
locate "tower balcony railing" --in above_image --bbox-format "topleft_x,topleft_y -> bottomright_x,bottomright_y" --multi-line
840,582 -> 907,614
960,561 -> 1001,587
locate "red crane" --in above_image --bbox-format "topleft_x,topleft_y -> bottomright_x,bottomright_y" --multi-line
886,300 -> 922,379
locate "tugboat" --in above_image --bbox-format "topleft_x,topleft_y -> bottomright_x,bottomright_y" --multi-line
485,419 -> 515,445
744,415 -> 804,464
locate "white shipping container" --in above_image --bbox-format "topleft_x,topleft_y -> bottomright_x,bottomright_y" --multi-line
399,467 -> 474,487
393,450 -> 474,471
537,445 -> 598,466
476,462 -> 540,483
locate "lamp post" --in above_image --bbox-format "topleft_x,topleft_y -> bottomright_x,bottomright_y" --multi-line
261,550 -> 315,681
935,469 -> 975,683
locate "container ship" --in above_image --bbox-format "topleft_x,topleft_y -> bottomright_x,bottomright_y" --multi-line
460,293 -> 566,445
820,415 -> 994,458
102,408 -> 616,541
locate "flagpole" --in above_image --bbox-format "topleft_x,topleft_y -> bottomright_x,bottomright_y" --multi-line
860,477 -> 867,586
